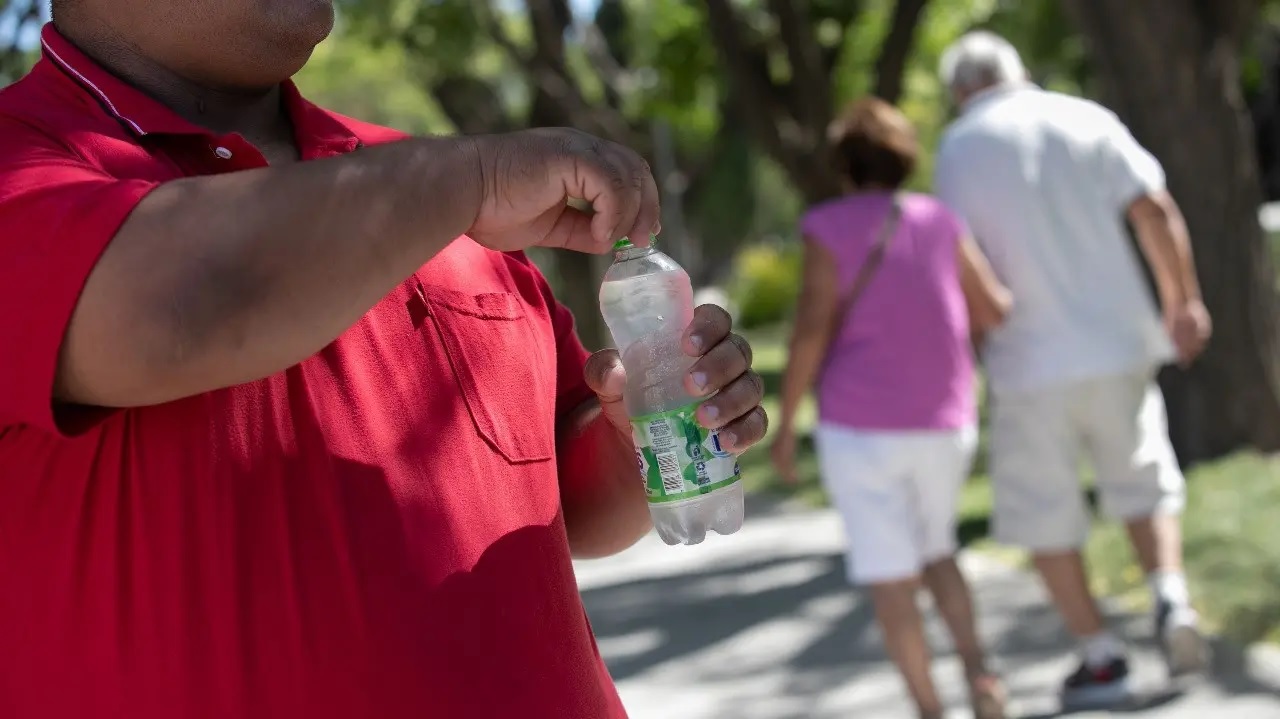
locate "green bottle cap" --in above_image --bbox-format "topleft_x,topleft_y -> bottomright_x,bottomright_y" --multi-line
612,234 -> 658,251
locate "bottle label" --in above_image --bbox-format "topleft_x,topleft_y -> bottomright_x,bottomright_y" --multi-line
630,402 -> 741,504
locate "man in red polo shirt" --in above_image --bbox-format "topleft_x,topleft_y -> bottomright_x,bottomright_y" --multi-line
0,1 -> 768,718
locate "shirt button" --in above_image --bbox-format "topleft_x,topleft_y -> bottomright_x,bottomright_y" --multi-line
214,146 -> 233,160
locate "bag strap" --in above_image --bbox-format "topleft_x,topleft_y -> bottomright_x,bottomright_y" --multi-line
825,194 -> 904,354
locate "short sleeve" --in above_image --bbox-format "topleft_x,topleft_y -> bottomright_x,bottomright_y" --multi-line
506,252 -> 596,422
0,121 -> 159,433
934,200 -> 971,246
1097,111 -> 1166,211
932,134 -> 970,224
798,207 -> 836,252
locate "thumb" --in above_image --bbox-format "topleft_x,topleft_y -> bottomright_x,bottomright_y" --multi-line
583,349 -> 627,404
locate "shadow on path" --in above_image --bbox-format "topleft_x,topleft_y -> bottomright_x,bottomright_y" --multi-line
582,542 -> 1280,718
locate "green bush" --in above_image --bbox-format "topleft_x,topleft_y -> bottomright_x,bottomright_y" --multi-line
728,241 -> 803,328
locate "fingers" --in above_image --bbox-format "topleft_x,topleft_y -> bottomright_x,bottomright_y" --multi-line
696,370 -> 767,451
718,406 -> 768,454
683,305 -> 736,357
684,332 -> 751,397
629,159 -> 661,245
582,349 -> 626,403
556,131 -> 659,251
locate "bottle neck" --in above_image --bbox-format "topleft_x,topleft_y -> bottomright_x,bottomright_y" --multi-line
614,244 -> 657,262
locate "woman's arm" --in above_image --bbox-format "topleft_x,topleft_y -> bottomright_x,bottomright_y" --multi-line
957,236 -> 1012,344
778,238 -> 842,436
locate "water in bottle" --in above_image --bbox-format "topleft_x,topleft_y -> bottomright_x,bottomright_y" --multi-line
598,236 -> 744,546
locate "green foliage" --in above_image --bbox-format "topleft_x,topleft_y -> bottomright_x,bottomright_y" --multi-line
293,20 -> 450,134
728,241 -> 803,329
1086,452 -> 1280,644
0,0 -> 46,84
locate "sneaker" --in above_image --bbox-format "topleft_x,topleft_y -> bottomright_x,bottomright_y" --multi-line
1157,600 -> 1210,677
1060,656 -> 1132,710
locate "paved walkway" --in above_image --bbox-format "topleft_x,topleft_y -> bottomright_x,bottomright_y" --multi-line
574,504 -> 1280,718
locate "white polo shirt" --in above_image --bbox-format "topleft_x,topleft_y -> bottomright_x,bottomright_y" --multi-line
934,84 -> 1174,394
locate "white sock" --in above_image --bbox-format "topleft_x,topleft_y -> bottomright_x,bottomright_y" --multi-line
1080,632 -> 1126,669
1149,569 -> 1191,609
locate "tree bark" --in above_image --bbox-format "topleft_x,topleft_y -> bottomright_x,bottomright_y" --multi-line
701,0 -> 842,203
1063,0 -> 1280,462
701,0 -> 929,204
874,0 -> 930,105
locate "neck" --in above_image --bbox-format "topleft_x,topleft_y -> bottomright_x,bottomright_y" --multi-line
55,19 -> 292,139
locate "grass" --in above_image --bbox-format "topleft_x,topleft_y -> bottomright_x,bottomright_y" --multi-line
741,325 -> 1280,645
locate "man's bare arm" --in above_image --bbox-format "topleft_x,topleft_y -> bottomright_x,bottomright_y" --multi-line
56,128 -> 660,409
1128,190 -> 1201,309
1128,190 -> 1212,364
58,138 -> 480,408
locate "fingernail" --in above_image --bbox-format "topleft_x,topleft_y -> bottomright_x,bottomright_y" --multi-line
701,404 -> 720,423
691,372 -> 708,391
689,335 -> 704,352
721,430 -> 738,449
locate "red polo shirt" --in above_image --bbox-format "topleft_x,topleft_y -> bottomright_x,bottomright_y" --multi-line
0,26 -> 627,719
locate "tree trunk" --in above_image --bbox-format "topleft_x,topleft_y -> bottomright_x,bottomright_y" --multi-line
700,0 -> 931,205
1064,0 -> 1280,462
874,0 -> 930,105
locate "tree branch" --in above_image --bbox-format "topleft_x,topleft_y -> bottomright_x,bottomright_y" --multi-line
873,0 -> 930,105
766,0 -> 830,130
703,0 -> 794,161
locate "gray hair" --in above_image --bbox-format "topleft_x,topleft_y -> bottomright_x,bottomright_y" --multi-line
939,31 -> 1026,96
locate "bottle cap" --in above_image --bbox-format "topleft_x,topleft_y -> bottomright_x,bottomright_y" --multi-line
613,234 -> 659,251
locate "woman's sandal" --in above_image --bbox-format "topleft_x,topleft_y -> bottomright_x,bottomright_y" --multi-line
969,674 -> 1009,719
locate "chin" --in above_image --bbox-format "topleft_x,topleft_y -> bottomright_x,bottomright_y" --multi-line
274,0 -> 336,47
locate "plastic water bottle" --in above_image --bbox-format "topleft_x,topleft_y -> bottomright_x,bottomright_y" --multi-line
598,236 -> 744,546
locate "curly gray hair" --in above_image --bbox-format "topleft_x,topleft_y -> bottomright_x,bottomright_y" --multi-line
939,31 -> 1027,96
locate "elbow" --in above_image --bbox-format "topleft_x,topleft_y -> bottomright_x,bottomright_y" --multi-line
1128,191 -> 1178,230
970,291 -> 1013,335
991,289 -> 1014,325
59,272 -> 250,409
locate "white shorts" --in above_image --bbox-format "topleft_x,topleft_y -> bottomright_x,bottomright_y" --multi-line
815,423 -> 978,585
989,369 -> 1185,552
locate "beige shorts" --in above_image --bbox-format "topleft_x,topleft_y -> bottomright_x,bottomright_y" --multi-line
989,369 -> 1185,552
815,423 -> 978,585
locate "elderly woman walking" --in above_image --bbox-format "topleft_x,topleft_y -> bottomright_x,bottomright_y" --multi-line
771,97 -> 1012,719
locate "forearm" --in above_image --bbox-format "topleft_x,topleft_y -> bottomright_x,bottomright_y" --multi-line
779,328 -> 826,434
557,400 -> 651,559
59,137 -> 482,407
1131,192 -> 1201,308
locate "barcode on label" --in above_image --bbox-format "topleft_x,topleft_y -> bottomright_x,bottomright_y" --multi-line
655,452 -> 684,494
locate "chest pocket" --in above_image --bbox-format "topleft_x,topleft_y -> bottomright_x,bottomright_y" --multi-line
421,285 -> 555,464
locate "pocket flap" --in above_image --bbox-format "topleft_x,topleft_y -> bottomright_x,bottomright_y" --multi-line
423,286 -> 525,321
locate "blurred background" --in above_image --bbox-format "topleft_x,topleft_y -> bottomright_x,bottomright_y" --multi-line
5,0 -> 1280,715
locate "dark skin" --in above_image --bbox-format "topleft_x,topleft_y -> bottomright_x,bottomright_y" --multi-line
51,0 -> 767,558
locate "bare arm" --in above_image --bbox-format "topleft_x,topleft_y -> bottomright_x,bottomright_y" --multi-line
1128,190 -> 1201,309
1128,190 -> 1211,364
557,398 -> 651,559
778,238 -> 840,436
957,235 -> 1012,342
56,127 -> 659,410
58,138 -> 481,408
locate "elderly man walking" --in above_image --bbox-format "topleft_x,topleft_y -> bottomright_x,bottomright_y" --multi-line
933,31 -> 1213,709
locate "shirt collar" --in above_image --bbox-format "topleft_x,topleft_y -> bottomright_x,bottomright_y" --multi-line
959,81 -> 1034,114
39,23 -> 360,154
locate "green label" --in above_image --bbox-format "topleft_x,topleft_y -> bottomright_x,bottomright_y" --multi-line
630,402 -> 741,504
